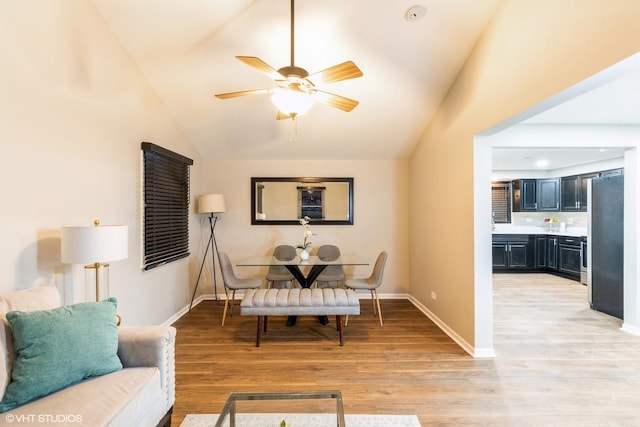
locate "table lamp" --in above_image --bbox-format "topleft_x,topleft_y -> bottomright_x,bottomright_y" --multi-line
61,220 -> 128,302
190,194 -> 226,310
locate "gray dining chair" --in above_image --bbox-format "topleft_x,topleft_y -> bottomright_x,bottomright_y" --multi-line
219,252 -> 262,327
266,245 -> 297,289
345,251 -> 387,326
314,245 -> 345,288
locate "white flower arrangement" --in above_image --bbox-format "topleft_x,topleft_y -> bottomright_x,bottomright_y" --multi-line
295,216 -> 313,251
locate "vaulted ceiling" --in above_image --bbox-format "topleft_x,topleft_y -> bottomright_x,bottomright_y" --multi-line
92,1 -> 640,167
91,0 -> 501,160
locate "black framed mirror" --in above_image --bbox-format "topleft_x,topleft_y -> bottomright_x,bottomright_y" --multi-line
251,177 -> 354,225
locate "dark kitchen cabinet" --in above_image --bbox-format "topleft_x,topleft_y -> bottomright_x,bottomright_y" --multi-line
492,243 -> 509,268
579,173 -> 599,211
537,178 -> 560,211
547,236 -> 558,270
512,178 -> 561,212
492,242 -> 529,269
561,173 -> 598,211
508,243 -> 529,268
535,236 -> 547,268
492,235 -> 534,270
560,175 -> 580,211
492,234 -> 584,282
505,169 -> 623,214
512,179 -> 537,212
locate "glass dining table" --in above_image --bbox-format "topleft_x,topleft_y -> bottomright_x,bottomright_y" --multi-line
236,254 -> 368,326
236,255 -> 368,288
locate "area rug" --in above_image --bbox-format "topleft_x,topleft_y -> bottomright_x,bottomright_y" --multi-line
180,413 -> 422,427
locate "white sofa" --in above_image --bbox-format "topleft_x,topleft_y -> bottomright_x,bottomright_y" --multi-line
0,286 -> 176,427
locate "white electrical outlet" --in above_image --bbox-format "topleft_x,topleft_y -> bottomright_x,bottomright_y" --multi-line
431,291 -> 437,301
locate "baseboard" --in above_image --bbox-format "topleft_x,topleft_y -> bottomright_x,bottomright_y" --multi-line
162,293 -> 217,326
473,347 -> 498,358
407,295 -> 495,358
163,305 -> 189,327
621,323 -> 640,336
359,292 -> 411,300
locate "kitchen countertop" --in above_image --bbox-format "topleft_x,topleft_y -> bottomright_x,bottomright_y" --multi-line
492,225 -> 587,238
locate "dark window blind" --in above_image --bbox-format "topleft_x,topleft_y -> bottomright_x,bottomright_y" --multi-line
142,142 -> 193,270
492,182 -> 511,223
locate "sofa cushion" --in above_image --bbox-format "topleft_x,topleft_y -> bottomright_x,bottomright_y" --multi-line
5,367 -> 164,427
5,367 -> 167,427
0,298 -> 122,412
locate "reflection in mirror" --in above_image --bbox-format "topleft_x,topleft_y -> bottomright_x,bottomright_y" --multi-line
251,177 -> 354,225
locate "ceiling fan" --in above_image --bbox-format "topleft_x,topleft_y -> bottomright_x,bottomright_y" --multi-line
214,0 -> 363,120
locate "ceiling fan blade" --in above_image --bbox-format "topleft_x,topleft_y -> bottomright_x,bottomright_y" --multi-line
314,91 -> 359,112
215,89 -> 270,99
236,56 -> 285,81
308,61 -> 363,85
276,110 -> 292,120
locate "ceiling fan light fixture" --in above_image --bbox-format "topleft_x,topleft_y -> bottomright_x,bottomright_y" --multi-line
214,0 -> 362,119
271,88 -> 315,118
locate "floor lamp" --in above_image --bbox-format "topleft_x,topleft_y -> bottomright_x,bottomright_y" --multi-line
61,220 -> 128,302
190,194 -> 226,310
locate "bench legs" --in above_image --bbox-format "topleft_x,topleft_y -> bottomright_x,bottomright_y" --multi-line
254,315 -> 346,346
255,316 -> 268,347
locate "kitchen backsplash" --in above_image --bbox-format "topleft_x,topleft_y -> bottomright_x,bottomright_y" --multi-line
511,212 -> 587,229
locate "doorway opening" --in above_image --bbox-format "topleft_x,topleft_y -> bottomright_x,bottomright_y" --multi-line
473,53 -> 640,356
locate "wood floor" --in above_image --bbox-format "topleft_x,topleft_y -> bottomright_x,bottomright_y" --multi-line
171,274 -> 640,426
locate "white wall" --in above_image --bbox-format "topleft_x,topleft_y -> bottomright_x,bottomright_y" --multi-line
193,159 -> 409,298
0,1 -> 203,325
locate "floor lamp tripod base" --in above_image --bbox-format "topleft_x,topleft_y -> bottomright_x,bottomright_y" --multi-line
189,214 -> 220,311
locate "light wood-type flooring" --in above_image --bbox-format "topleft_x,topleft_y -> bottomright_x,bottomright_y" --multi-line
171,274 -> 640,426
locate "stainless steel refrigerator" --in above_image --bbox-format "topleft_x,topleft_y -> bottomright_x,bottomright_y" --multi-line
589,174 -> 624,319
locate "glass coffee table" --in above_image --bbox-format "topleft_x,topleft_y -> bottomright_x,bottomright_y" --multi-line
215,391 -> 345,427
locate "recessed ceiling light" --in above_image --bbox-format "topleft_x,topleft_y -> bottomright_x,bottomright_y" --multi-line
535,159 -> 549,168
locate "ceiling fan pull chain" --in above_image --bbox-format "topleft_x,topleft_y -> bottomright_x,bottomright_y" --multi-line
289,115 -> 298,142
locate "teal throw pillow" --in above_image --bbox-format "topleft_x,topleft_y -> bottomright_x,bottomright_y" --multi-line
0,298 -> 122,412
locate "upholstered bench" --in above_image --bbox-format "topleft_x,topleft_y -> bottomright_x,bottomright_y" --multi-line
240,288 -> 360,346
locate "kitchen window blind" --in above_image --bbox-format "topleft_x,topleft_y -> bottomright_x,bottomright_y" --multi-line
492,182 -> 511,224
141,142 -> 193,270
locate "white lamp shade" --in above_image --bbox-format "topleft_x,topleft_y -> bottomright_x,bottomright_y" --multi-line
61,225 -> 128,265
198,194 -> 226,214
